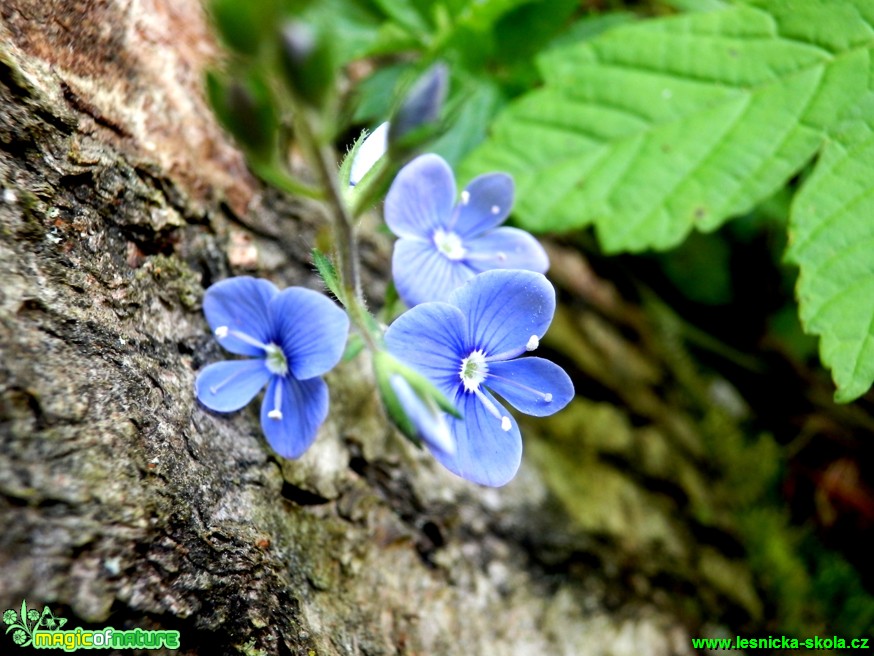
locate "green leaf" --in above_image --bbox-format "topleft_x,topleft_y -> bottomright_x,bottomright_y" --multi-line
371,0 -> 430,36
461,0 -> 874,253
786,92 -> 874,402
312,249 -> 344,304
430,73 -> 503,167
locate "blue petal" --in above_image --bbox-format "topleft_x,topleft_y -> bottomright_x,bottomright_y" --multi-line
393,238 -> 475,306
486,357 -> 574,417
389,374 -> 455,456
431,389 -> 522,487
465,227 -> 549,275
449,270 -> 556,359
455,172 -> 514,238
385,154 -> 455,239
260,375 -> 328,459
203,277 -> 278,356
269,288 -> 349,380
195,359 -> 271,412
384,301 -> 467,392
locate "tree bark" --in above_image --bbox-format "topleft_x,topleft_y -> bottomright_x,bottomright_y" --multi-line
0,2 -> 766,654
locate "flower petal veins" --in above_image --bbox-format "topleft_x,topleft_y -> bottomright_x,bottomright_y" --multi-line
260,375 -> 329,459
196,359 -> 272,413
203,277 -> 278,356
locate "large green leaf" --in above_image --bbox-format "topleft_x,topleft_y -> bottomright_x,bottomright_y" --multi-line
461,0 -> 874,253
787,94 -> 874,402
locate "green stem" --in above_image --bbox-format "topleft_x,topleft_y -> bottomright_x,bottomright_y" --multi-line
251,160 -> 324,199
293,110 -> 362,304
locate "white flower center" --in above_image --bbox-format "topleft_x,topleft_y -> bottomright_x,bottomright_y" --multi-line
459,349 -> 488,392
264,343 -> 289,376
458,350 -> 512,432
433,229 -> 466,261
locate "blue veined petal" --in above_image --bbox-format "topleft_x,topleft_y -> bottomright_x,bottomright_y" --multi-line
385,154 -> 456,240
384,301 -> 467,392
449,270 -> 555,359
454,172 -> 514,238
465,227 -> 549,275
393,238 -> 475,306
431,388 -> 522,487
389,375 -> 455,456
486,357 -> 574,417
260,375 -> 329,459
195,359 -> 271,412
270,288 -> 349,380
349,122 -> 388,187
203,277 -> 278,356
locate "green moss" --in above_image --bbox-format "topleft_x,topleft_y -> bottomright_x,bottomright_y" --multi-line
137,254 -> 202,310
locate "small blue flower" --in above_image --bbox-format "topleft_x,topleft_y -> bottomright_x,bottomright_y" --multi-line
195,277 -> 349,458
385,154 -> 549,307
385,270 -> 573,486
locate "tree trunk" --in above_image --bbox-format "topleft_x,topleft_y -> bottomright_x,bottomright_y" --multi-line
0,2 -> 767,654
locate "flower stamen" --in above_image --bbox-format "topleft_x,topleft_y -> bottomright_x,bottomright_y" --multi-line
472,387 -> 512,432
526,335 -> 539,351
215,326 -> 271,351
485,373 -> 554,404
462,251 -> 508,264
268,377 -> 283,420
460,350 -> 512,432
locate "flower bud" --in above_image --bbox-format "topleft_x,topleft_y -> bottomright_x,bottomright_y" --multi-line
388,63 -> 448,151
373,351 -> 459,454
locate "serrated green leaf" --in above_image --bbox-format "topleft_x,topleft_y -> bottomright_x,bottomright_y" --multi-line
461,0 -> 874,253
786,92 -> 874,402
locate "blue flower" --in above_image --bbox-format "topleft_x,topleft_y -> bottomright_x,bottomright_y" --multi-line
195,277 -> 349,458
385,270 -> 573,486
385,154 -> 549,307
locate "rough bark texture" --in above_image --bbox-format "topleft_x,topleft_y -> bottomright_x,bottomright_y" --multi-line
0,2 -> 767,654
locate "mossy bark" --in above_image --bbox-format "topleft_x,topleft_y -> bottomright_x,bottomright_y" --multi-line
0,2 -> 769,654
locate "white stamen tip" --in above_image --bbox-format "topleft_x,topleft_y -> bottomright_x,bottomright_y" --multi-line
526,335 -> 539,351
215,326 -> 229,338
501,416 -> 511,432
268,409 -> 283,420
544,393 -> 553,403
491,205 -> 500,215
461,190 -> 470,205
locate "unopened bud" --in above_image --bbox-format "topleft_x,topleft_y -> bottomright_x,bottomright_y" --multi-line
389,63 -> 448,150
